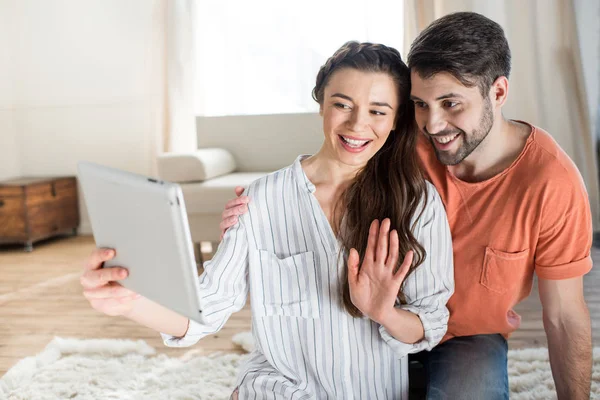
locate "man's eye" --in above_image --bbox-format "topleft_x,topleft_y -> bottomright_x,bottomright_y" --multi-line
444,101 -> 459,108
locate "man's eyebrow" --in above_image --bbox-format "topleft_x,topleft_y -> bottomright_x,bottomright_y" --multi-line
410,93 -> 465,102
435,93 -> 464,100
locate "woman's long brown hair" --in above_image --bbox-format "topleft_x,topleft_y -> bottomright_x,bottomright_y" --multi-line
312,41 -> 428,317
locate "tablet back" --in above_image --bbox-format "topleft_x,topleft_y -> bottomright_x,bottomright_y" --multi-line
77,162 -> 205,324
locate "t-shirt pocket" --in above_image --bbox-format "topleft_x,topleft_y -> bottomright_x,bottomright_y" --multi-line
480,247 -> 529,294
252,250 -> 320,319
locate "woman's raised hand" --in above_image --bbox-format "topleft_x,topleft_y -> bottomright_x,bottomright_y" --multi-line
347,218 -> 413,325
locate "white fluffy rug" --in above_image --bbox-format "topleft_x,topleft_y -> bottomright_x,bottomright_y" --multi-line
1,334 -> 598,399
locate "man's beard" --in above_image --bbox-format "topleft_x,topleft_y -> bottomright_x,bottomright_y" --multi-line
429,97 -> 494,166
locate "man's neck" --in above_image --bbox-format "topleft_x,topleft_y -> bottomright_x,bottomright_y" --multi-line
448,119 -> 531,183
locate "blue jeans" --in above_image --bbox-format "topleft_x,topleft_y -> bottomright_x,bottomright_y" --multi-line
409,334 -> 509,400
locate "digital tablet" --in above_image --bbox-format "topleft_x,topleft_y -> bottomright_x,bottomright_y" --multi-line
77,161 -> 205,324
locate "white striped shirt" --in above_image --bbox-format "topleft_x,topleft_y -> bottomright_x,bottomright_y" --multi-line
162,155 -> 454,399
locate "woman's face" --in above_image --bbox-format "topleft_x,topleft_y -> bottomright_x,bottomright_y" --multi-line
320,68 -> 399,168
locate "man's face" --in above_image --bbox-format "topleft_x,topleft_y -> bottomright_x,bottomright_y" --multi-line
410,71 -> 494,166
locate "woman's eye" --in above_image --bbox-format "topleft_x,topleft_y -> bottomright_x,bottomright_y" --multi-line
370,110 -> 386,116
414,101 -> 427,109
334,103 -> 350,109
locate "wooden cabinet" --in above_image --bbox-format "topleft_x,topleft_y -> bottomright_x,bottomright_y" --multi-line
0,177 -> 80,251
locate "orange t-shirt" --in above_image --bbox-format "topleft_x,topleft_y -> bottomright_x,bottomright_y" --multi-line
417,123 -> 593,341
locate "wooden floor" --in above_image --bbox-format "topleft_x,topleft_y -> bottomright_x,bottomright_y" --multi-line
0,235 -> 599,376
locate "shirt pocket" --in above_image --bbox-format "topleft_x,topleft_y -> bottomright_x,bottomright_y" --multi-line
252,250 -> 320,319
480,247 -> 529,294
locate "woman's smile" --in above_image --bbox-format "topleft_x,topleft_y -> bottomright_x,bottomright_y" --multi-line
338,134 -> 373,153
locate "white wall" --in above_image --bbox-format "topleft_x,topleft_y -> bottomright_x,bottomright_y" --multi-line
3,0 -> 166,233
0,0 -> 20,181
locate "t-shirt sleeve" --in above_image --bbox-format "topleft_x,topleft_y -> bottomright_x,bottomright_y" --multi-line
534,170 -> 593,280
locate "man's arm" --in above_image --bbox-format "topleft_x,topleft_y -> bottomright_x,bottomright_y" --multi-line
538,276 -> 591,400
219,186 -> 249,239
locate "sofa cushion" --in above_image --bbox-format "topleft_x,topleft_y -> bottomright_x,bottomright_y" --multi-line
180,172 -> 267,214
157,148 -> 236,183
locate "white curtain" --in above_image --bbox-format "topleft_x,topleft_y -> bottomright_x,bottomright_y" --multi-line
404,0 -> 600,229
164,0 -> 198,153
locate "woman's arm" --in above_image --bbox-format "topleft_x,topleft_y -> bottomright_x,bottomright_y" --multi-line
379,188 -> 454,356
125,296 -> 190,337
347,187 -> 454,357
377,307 -> 425,344
347,218 -> 424,345
161,216 -> 250,347
81,210 -> 251,348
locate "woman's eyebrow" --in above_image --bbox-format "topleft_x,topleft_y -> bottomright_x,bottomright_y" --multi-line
331,93 -> 393,109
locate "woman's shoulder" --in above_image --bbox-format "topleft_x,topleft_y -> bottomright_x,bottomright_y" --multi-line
423,181 -> 443,207
413,181 -> 446,226
244,161 -> 299,203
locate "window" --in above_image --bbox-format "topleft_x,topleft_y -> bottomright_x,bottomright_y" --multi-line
195,1 -> 404,116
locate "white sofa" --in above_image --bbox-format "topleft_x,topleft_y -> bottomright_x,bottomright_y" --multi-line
157,113 -> 323,243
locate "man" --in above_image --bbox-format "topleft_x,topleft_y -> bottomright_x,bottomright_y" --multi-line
219,12 -> 593,399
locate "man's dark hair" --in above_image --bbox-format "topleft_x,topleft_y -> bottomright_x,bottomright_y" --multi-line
408,12 -> 511,96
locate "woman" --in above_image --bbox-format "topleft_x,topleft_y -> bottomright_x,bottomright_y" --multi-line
81,41 -> 454,399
